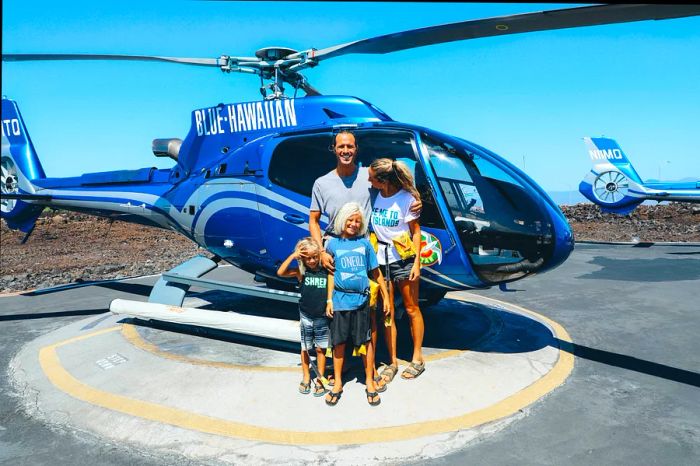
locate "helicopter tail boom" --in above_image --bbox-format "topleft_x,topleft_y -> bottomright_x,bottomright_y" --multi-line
1,98 -> 47,232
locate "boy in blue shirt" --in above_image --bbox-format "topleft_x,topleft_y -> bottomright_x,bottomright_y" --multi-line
325,202 -> 390,407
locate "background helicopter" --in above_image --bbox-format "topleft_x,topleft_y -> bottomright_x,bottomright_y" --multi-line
579,137 -> 700,214
3,4 -> 700,306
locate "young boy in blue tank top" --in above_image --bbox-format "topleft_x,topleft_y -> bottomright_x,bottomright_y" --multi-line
324,202 -> 390,407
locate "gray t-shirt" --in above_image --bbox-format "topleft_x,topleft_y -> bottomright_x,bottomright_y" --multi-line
310,166 -> 376,233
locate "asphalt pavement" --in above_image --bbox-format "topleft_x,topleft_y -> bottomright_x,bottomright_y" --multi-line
1,243 -> 698,465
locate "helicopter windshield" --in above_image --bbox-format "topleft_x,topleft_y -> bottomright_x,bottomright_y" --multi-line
421,133 -> 555,284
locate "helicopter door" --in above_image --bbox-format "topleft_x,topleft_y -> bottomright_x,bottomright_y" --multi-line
262,128 -> 447,267
192,179 -> 265,264
260,131 -> 336,263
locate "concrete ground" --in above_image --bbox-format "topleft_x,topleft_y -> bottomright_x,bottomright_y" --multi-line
1,243 -> 698,465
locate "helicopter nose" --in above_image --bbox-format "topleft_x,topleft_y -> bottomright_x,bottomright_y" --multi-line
541,205 -> 575,273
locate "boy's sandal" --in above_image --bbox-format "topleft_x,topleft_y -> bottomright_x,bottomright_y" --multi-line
326,374 -> 335,387
298,380 -> 311,394
373,375 -> 388,393
313,379 -> 329,397
380,364 -> 398,383
325,390 -> 343,406
365,389 -> 381,407
401,361 -> 426,380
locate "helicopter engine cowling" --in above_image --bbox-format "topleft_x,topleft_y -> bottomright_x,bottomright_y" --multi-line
152,138 -> 182,162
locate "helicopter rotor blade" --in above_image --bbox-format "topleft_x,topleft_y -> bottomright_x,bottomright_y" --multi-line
299,81 -> 322,97
303,4 -> 700,62
2,53 -> 260,68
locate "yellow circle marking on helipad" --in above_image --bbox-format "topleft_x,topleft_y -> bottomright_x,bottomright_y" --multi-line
39,296 -> 574,445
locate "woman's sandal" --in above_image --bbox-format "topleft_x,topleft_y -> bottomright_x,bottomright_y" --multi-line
365,389 -> 381,406
373,375 -> 387,393
325,389 -> 343,406
313,379 -> 328,397
298,380 -> 311,394
401,361 -> 426,380
380,364 -> 399,384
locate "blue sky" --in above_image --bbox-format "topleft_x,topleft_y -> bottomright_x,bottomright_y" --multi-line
3,1 -> 699,194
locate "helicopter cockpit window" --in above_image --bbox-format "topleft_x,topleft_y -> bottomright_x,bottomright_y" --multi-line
422,134 -> 554,284
268,129 -> 444,229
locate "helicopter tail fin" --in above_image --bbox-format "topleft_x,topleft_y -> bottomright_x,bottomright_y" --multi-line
583,137 -> 643,184
578,137 -> 644,214
1,98 -> 47,233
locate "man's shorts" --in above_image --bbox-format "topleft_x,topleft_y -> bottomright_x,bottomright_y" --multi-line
330,302 -> 371,347
388,256 -> 416,282
299,311 -> 331,350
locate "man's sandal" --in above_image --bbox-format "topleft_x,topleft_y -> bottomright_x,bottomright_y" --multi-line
401,361 -> 425,380
365,389 -> 381,406
313,379 -> 329,397
325,389 -> 343,406
298,380 -> 311,394
380,364 -> 398,383
373,375 -> 387,393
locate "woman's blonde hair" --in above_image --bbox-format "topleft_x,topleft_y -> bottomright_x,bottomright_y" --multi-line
370,158 -> 420,200
333,202 -> 368,237
294,237 -> 321,275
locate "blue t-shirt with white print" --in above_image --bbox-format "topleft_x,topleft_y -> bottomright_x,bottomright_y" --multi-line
326,236 -> 379,311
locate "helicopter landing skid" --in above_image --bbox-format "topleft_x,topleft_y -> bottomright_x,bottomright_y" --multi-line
112,256 -> 302,344
148,256 -> 301,307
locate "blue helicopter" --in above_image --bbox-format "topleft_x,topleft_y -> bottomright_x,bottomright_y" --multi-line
2,4 -> 699,305
579,137 -> 700,215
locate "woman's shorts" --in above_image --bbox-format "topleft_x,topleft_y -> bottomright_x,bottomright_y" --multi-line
330,303 -> 371,347
299,311 -> 330,350
388,256 -> 415,282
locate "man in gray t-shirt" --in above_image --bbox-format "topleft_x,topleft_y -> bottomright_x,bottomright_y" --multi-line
309,131 -> 367,271
310,165 -> 374,229
309,131 -> 420,271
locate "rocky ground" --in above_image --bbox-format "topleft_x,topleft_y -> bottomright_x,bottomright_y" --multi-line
1,212 -> 204,293
1,203 -> 698,293
561,202 -> 699,243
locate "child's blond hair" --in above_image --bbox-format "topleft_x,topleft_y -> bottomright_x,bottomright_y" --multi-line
333,202 -> 368,237
294,237 -> 321,275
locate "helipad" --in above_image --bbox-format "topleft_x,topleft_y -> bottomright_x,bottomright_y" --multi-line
9,286 -> 572,464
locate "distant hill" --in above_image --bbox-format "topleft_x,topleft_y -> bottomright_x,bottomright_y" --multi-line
643,177 -> 700,183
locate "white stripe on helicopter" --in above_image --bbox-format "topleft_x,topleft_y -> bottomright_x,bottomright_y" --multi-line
418,274 -> 461,290
32,186 -> 162,206
45,199 -> 172,228
194,198 -> 310,243
422,266 -> 471,288
189,180 -> 329,225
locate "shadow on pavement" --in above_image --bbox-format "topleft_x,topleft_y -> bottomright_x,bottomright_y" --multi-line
0,308 -> 107,321
556,339 -> 700,388
578,256 -> 700,281
91,281 -> 154,296
22,280 -> 153,297
120,298 -> 700,388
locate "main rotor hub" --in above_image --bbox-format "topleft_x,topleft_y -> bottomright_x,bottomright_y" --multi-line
255,47 -> 298,61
